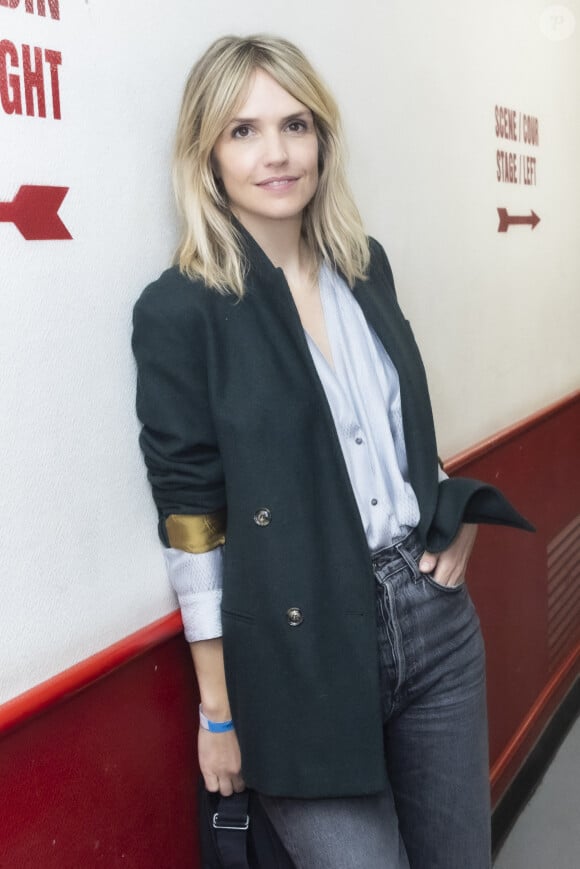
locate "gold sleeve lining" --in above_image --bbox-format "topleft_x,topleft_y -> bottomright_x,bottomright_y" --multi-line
165,509 -> 226,554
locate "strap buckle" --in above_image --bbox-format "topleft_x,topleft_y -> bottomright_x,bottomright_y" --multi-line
212,811 -> 250,831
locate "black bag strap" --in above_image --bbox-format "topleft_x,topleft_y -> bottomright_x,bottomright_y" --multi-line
212,791 -> 251,869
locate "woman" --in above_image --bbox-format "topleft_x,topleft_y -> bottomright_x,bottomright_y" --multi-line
132,34 -> 533,869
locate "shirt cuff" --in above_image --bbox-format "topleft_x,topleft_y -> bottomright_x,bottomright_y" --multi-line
437,463 -> 449,482
163,545 -> 224,642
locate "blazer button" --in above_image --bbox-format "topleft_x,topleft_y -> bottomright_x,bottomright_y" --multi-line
286,607 -> 303,627
253,508 -> 272,527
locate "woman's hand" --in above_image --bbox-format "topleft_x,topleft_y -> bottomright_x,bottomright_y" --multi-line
198,725 -> 245,797
189,638 -> 245,796
418,523 -> 478,587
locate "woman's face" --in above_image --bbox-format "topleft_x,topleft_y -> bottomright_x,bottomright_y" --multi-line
212,68 -> 319,235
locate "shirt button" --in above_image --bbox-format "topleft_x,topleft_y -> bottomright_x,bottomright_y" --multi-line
355,437 -> 363,445
253,508 -> 272,527
286,607 -> 304,626
371,498 -> 378,506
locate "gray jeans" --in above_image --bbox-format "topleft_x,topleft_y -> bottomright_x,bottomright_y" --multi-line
259,530 -> 491,869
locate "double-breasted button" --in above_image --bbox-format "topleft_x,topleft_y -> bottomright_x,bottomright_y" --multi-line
253,507 -> 271,527
286,607 -> 303,627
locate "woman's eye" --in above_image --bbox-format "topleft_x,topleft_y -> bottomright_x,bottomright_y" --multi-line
287,120 -> 307,133
232,125 -> 252,139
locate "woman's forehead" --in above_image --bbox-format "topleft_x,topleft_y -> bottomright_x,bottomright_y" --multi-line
230,68 -> 309,120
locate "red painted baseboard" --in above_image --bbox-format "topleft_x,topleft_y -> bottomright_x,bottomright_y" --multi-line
0,611 -> 182,736
490,642 -> 579,803
445,390 -> 580,803
0,634 -> 201,869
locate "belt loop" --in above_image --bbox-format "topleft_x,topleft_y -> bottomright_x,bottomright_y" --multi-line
395,539 -> 421,580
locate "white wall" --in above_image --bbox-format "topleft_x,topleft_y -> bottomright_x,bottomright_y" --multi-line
1,0 -> 578,702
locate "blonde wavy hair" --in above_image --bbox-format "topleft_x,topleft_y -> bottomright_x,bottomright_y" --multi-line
173,34 -> 370,297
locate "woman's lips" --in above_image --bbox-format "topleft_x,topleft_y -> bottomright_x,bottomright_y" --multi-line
256,177 -> 299,190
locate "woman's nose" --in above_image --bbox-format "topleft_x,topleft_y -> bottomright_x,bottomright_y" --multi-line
262,131 -> 288,164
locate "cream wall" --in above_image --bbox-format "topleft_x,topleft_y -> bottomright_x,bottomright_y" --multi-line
1,0 -> 578,702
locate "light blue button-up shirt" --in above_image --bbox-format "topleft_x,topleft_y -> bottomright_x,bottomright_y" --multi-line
305,262 -> 420,552
165,265 -> 445,641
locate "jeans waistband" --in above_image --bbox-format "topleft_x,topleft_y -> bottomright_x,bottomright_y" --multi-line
370,528 -> 424,576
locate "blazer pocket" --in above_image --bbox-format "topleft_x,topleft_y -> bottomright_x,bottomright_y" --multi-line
221,606 -> 256,625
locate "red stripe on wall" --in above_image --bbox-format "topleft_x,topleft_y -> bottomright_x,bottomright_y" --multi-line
490,642 -> 579,803
445,388 -> 579,474
446,389 -> 580,803
0,632 -> 201,869
0,611 -> 183,735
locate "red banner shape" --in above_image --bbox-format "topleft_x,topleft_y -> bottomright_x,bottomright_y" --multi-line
0,185 -> 72,240
497,208 -> 540,233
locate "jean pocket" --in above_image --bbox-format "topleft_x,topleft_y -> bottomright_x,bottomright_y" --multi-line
422,573 -> 466,595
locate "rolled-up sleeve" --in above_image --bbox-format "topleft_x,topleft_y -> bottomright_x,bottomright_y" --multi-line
164,546 -> 224,641
132,274 -> 226,639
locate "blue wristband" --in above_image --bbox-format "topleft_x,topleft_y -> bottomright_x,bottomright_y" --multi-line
199,704 -> 234,733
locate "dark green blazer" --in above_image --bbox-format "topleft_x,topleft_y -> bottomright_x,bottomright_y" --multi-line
132,225 -> 533,798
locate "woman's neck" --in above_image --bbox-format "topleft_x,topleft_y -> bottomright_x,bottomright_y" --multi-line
233,212 -> 317,295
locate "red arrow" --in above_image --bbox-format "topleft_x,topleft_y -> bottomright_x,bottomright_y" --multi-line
0,185 -> 72,240
497,208 -> 540,233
